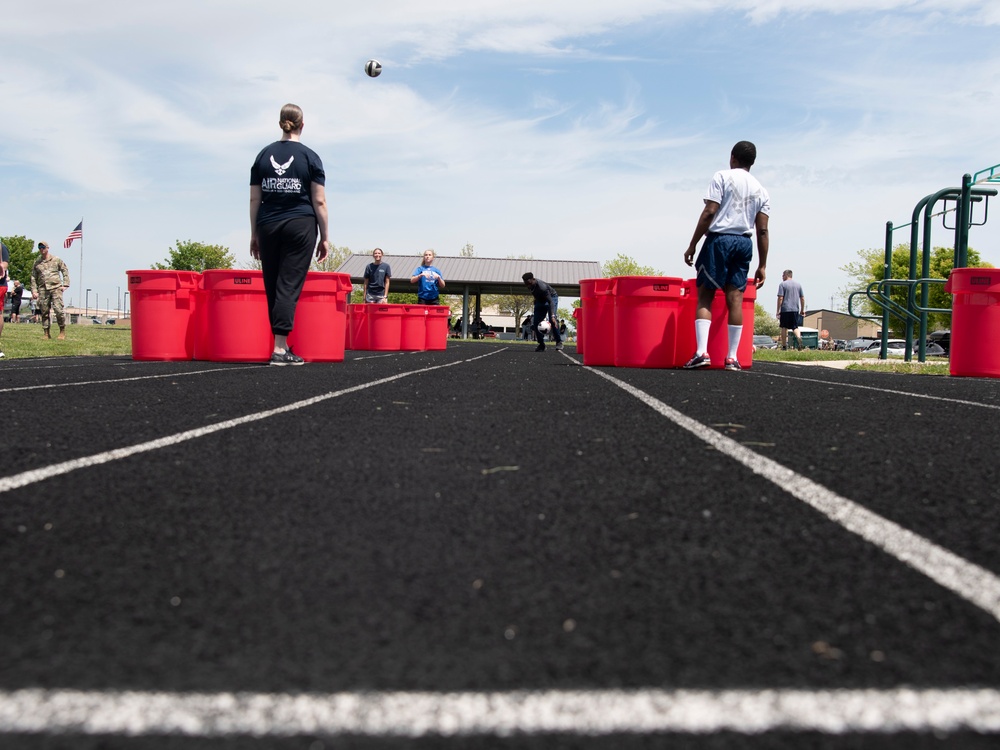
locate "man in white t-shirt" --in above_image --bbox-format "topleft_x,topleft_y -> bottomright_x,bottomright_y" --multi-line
682,141 -> 770,371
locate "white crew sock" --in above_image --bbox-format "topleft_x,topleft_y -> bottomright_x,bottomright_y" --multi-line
727,325 -> 742,360
695,319 -> 711,355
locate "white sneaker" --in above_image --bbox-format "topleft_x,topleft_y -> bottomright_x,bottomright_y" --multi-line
0,351 -> 5,359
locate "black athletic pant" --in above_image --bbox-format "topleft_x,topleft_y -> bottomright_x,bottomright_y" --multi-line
257,216 -> 317,337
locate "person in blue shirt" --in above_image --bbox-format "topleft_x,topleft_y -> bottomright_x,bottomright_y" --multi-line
410,249 -> 445,304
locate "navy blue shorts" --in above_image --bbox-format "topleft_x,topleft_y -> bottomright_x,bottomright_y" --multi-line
779,311 -> 802,329
695,233 -> 752,292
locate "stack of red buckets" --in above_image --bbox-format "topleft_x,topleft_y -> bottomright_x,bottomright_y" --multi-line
579,276 -> 756,369
126,270 -> 352,362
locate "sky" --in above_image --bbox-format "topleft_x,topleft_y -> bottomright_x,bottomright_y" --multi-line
3,0 -> 1000,315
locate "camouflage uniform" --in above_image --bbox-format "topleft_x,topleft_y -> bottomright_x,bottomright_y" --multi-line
31,253 -> 71,331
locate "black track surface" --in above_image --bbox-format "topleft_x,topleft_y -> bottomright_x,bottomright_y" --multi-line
2,343 -> 1000,749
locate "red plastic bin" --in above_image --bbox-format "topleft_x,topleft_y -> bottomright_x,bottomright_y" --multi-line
201,270 -> 272,362
369,305 -> 404,351
425,306 -> 450,350
127,270 -> 200,361
581,278 -> 616,366
945,267 -> 1000,377
613,277 -> 683,368
347,304 -> 370,350
675,279 -> 757,369
400,305 -> 428,351
573,307 -> 584,356
286,272 -> 352,362
192,276 -> 209,360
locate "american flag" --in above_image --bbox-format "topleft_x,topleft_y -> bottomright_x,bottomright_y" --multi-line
64,221 -> 83,249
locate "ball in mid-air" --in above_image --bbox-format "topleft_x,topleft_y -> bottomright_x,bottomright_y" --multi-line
365,60 -> 382,78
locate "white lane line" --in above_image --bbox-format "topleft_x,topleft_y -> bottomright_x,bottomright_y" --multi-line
2,688 -> 1000,737
0,350 -> 505,495
757,370 -> 1000,410
582,364 -> 1000,623
0,367 -> 235,394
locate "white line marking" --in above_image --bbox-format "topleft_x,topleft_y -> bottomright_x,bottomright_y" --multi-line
581,363 -> 1000,622
2,688 -> 999,737
0,367 -> 235,394
0,349 -> 505,495
757,370 -> 1000,410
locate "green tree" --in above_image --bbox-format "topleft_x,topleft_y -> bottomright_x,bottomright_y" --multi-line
754,303 -> 779,336
312,244 -> 353,273
841,244 -> 991,330
1,235 -> 38,286
601,253 -> 662,277
460,243 -> 475,257
484,293 -> 533,332
154,240 -> 235,272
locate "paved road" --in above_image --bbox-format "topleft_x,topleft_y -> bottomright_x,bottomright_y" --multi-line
2,343 -> 1000,748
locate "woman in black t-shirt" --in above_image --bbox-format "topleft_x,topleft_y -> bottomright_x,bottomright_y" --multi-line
250,103 -> 330,365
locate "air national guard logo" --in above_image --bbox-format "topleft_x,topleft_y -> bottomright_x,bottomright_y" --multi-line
270,155 -> 294,176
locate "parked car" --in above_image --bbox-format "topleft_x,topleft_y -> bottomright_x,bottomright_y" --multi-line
928,329 -> 950,354
752,335 -> 777,350
859,340 -> 947,358
846,338 -> 875,351
861,339 -> 908,356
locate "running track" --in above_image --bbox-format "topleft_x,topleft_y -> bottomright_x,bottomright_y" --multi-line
2,342 -> 1000,749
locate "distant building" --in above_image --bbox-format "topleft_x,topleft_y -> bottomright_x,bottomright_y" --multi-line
803,309 -> 880,340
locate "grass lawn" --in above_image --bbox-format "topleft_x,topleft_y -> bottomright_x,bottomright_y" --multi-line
0,321 -> 132,359
0,323 -> 952,375
751,346 -> 951,375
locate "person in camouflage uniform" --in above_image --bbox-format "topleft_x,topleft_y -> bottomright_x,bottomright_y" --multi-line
31,241 -> 71,340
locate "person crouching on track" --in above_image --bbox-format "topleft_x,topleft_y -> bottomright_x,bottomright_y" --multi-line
522,272 -> 563,352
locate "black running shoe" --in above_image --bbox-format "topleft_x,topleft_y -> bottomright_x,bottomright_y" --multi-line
269,350 -> 305,366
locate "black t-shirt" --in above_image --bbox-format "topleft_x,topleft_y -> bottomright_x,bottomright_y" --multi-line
250,140 -> 326,227
530,279 -> 557,304
363,262 -> 391,297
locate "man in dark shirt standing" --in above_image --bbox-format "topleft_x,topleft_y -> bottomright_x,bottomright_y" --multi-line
522,272 -> 563,352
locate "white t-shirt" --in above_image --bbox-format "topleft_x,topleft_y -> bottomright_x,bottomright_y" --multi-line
705,168 -> 770,236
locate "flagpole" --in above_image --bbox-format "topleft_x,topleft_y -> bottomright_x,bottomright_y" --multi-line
78,217 -> 84,313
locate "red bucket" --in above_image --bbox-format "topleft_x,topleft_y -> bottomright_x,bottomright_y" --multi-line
127,270 -> 200,361
286,272 -> 351,362
581,278 -> 616,366
675,280 -> 757,368
400,305 -> 428,351
945,268 -> 1000,377
369,304 -> 403,351
572,307 -> 583,356
613,277 -> 683,368
425,306 -> 450,351
347,304 -> 370,350
201,270 -> 272,362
